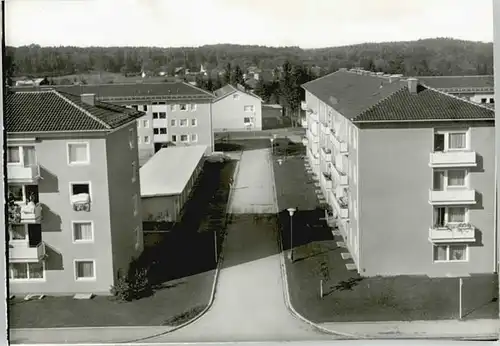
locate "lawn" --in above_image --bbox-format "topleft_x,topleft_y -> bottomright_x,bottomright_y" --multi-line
273,155 -> 499,323
9,160 -> 236,328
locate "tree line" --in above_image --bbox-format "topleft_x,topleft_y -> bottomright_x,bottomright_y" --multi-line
6,38 -> 493,80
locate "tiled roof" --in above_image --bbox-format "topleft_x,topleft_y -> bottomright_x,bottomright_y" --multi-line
213,83 -> 262,102
302,70 -> 494,123
354,86 -> 494,122
418,75 -> 494,92
5,89 -> 144,133
10,82 -> 214,101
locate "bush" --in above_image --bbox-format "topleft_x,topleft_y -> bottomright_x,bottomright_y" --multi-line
109,258 -> 153,301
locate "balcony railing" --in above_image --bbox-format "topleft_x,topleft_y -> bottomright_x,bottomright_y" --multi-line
330,131 -> 348,154
428,223 -> 476,243
321,172 -> 333,190
7,164 -> 41,184
302,136 -> 309,146
301,118 -> 308,129
428,189 -> 476,205
331,191 -> 349,219
331,161 -> 348,185
429,151 -> 477,168
9,202 -> 43,224
301,101 -> 309,111
71,193 -> 91,212
321,147 -> 332,162
9,241 -> 46,263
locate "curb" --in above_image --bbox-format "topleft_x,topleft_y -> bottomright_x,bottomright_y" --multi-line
269,151 -> 359,339
12,159 -> 242,344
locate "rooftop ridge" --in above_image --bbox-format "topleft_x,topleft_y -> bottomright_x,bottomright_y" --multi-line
353,83 -> 408,122
422,85 -> 496,112
55,90 -> 111,129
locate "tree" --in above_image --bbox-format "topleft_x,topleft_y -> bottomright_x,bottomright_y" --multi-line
223,62 -> 231,85
232,65 -> 244,86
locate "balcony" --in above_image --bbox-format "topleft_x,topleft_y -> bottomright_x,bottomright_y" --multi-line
331,162 -> 348,185
330,130 -> 348,154
301,118 -> 308,129
301,101 -> 309,111
9,202 -> 43,224
9,242 -> 46,263
428,189 -> 476,205
331,191 -> 349,219
309,111 -> 319,123
7,164 -> 41,184
302,136 -> 309,146
428,223 -> 476,243
429,151 -> 477,168
321,122 -> 330,134
321,172 -> 333,190
321,147 -> 332,162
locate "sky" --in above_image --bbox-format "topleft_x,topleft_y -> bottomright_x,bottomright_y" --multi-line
5,0 -> 495,49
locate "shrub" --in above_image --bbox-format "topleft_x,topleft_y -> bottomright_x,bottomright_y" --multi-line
109,258 -> 153,301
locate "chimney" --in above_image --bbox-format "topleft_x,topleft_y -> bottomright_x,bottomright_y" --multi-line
407,77 -> 418,94
81,93 -> 95,106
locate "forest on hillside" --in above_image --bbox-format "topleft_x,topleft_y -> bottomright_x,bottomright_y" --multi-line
6,38 -> 494,79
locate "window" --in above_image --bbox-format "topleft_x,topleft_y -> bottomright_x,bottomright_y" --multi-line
244,117 -> 251,124
433,244 -> 468,262
481,98 -> 487,103
233,94 -> 240,100
244,105 -> 254,112
190,134 -> 198,142
129,128 -> 135,149
133,194 -> 138,216
159,112 -> 167,119
67,143 -> 89,165
433,207 -> 467,227
73,222 -> 93,242
75,260 -> 95,280
447,170 -> 466,187
153,128 -> 159,135
142,120 -> 149,128
159,101 -> 166,105
180,104 -> 187,111
153,112 -> 159,119
180,119 -> 188,127
490,98 -> 495,104
144,136 -> 151,144
152,102 -> 158,105
191,119 -> 197,126
172,135 -> 177,142
170,119 -> 177,126
170,105 -> 176,111
132,161 -> 137,183
433,131 -> 468,151
159,128 -> 167,135
131,105 -> 138,110
190,104 -> 197,111
180,134 -> 188,142
71,183 -> 90,194
433,169 -> 467,190
9,224 -> 27,240
9,262 -> 44,280
7,146 -> 21,163
142,105 -> 148,111
8,185 -> 24,202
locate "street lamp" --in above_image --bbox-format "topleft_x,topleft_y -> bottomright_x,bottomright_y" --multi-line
287,207 -> 296,262
270,134 -> 277,155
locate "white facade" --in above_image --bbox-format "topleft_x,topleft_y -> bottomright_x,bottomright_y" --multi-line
212,90 -> 262,132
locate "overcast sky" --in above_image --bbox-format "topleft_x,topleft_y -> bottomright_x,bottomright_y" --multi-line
5,0 -> 494,48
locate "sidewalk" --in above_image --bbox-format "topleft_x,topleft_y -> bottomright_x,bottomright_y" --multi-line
320,319 -> 499,339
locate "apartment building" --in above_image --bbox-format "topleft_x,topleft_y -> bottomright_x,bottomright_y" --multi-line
419,75 -> 494,105
212,84 -> 263,132
493,0 -> 500,274
302,68 -> 495,277
12,82 -> 215,166
6,89 -> 144,295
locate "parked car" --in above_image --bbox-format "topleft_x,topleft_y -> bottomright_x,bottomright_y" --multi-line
206,151 -> 230,163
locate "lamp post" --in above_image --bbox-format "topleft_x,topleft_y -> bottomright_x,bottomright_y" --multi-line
287,207 -> 296,262
446,273 -> 469,320
270,134 -> 277,156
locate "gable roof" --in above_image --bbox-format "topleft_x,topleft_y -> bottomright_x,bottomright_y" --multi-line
302,69 -> 494,123
10,82 -> 214,102
213,83 -> 262,102
418,75 -> 494,93
5,89 -> 144,133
